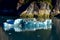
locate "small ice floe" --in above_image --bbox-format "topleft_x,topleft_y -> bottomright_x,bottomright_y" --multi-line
3,22 -> 13,31
14,27 -> 22,32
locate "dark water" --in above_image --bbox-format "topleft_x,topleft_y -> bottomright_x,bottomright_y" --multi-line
0,16 -> 60,40
4,24 -> 59,40
5,29 -> 51,40
0,16 -> 51,40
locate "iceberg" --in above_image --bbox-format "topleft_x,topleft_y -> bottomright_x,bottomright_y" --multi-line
14,19 -> 23,32
3,18 -> 52,32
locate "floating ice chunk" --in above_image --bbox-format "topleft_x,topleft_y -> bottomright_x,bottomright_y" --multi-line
14,19 -> 23,32
46,19 -> 52,29
14,19 -> 23,30
7,20 -> 11,22
14,27 -> 22,32
39,22 -> 44,29
14,19 -> 22,25
35,22 -> 39,29
7,19 -> 13,22
43,21 -> 47,29
3,22 -> 8,31
33,28 -> 36,31
3,22 -> 13,31
31,21 -> 35,29
7,20 -> 14,24
3,19 -> 52,32
34,22 -> 36,24
33,18 -> 37,21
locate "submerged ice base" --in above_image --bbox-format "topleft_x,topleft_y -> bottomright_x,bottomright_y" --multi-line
3,18 -> 52,32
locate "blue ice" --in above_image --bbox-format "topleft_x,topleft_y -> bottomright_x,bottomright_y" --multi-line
3,18 -> 52,32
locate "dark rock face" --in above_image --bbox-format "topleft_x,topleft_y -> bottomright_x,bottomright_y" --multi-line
54,14 -> 60,19
52,0 -> 56,8
52,0 -> 60,10
0,0 -> 35,16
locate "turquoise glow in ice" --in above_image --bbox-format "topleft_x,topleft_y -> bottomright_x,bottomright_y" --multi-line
3,18 -> 52,32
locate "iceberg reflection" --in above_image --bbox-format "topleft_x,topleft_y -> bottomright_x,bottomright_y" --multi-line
3,18 -> 52,32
